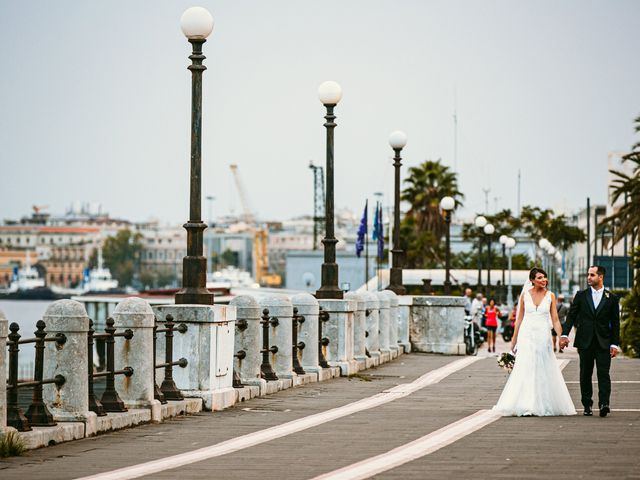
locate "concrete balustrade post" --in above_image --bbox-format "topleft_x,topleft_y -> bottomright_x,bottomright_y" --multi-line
259,295 -> 294,387
0,310 -> 8,432
397,295 -> 412,353
409,296 -> 466,355
317,298 -> 358,376
362,292 -> 381,366
112,298 -> 161,420
42,300 -> 96,433
345,292 -> 367,370
292,293 -> 322,377
381,290 -> 400,358
153,304 -> 236,411
229,295 -> 263,390
375,292 -> 391,363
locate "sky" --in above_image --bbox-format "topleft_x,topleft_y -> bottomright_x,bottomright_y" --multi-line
1,0 -> 639,225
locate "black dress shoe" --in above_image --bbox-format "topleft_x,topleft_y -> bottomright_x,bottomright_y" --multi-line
599,405 -> 610,417
583,407 -> 593,416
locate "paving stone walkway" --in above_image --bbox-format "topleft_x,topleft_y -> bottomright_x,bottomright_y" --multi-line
1,343 -> 638,480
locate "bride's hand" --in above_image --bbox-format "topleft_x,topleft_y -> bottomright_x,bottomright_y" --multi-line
511,341 -> 517,353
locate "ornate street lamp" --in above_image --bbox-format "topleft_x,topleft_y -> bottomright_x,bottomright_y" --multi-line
475,215 -> 487,289
440,196 -> 455,295
315,81 -> 344,299
499,234 -> 508,302
175,7 -> 215,305
484,223 -> 495,295
506,237 -> 516,307
386,130 -> 408,295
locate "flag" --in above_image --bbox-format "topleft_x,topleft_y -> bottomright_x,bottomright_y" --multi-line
373,202 -> 384,260
355,200 -> 367,258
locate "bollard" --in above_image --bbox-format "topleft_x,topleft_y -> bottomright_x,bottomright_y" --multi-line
345,292 -> 367,369
376,291 -> 392,363
230,296 -> 263,387
42,300 -> 93,427
362,291 -> 381,365
259,296 -> 294,380
381,290 -> 400,357
291,293 -> 322,375
0,310 -> 8,431
112,298 -> 160,413
317,297 -> 358,375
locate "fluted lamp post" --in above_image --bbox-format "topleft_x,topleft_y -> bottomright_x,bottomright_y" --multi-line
386,130 -> 408,295
506,237 -> 516,307
499,234 -> 508,303
484,223 -> 495,296
175,7 -> 215,305
475,215 -> 487,289
315,81 -> 344,299
440,196 -> 455,295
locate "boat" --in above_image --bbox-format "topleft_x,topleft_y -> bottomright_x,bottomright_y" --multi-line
0,251 -> 58,300
81,248 -> 122,294
206,266 -> 260,289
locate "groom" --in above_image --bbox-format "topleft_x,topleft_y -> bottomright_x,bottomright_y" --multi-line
559,266 -> 620,417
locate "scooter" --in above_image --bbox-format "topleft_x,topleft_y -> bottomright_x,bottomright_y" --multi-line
463,313 -> 478,356
501,314 -> 514,342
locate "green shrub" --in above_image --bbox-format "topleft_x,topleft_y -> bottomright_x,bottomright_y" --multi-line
0,430 -> 27,458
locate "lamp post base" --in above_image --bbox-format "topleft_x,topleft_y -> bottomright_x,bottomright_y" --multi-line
315,261 -> 343,299
175,255 -> 213,305
386,267 -> 406,295
443,280 -> 452,295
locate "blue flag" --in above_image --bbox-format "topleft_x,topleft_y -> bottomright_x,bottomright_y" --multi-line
372,202 -> 384,260
355,200 -> 368,258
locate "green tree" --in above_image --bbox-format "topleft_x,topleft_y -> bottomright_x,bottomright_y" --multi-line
400,160 -> 464,268
102,229 -> 143,287
604,151 -> 640,244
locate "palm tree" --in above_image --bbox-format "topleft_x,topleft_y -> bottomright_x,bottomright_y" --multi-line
400,160 -> 463,267
605,152 -> 640,244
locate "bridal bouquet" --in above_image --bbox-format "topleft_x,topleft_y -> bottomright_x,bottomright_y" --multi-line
497,352 -> 516,372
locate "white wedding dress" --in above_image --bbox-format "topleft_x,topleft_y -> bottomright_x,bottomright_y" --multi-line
493,290 -> 576,416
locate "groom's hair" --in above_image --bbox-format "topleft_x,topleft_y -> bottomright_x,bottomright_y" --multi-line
589,265 -> 606,277
528,267 -> 548,280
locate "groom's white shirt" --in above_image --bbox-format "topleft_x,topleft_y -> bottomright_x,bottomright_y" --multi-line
561,286 -> 618,349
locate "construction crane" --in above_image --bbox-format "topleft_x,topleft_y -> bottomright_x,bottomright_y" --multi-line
228,164 -> 280,287
308,161 -> 325,250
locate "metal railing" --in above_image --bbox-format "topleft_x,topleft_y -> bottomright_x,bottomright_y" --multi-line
153,314 -> 188,403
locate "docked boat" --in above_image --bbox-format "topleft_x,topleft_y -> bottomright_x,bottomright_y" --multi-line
82,248 -> 122,294
0,251 -> 57,300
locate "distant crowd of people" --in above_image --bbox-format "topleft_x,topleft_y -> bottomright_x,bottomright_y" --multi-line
462,287 -> 571,353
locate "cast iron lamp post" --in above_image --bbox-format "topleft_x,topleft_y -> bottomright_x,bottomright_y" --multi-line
175,7 -> 215,305
484,223 -> 495,296
499,234 -> 508,302
315,80 -> 344,299
386,130 -> 408,295
475,215 -> 487,289
440,196 -> 455,295
506,237 -> 516,307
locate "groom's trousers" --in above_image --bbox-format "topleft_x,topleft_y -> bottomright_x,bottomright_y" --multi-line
578,338 -> 611,408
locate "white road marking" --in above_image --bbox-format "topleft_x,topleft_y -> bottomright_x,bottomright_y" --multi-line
75,356 -> 481,480
311,409 -> 503,480
557,359 -> 570,371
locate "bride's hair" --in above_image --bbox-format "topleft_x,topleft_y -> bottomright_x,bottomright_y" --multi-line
529,267 -> 548,280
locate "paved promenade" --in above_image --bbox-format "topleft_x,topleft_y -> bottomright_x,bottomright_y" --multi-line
1,341 -> 638,480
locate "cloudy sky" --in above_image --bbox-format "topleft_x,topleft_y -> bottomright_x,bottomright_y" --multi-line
1,0 -> 638,225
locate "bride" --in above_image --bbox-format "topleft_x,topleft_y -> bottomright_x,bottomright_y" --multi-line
493,267 -> 576,416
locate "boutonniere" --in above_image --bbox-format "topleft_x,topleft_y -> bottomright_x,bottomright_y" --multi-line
605,292 -> 610,299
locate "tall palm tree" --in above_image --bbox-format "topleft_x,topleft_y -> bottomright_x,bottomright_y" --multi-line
400,160 -> 463,267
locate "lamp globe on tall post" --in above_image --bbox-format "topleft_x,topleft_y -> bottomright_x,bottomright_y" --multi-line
505,237 -> 516,307
315,80 -> 344,299
484,223 -> 495,295
499,234 -> 508,302
440,196 -> 455,295
475,215 -> 487,290
175,6 -> 215,305
386,130 -> 408,295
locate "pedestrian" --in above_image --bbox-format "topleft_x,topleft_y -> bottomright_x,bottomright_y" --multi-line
463,287 -> 473,314
470,293 -> 484,324
484,298 -> 501,353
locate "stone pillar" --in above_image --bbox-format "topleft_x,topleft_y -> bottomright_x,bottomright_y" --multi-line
112,298 -> 160,419
382,290 -> 400,358
317,298 -> 358,376
0,309 -> 8,431
292,293 -> 321,375
410,296 -> 466,355
42,300 -> 96,432
259,295 -> 294,383
153,304 -> 236,411
375,292 -> 391,363
397,295 -> 412,353
345,292 -> 367,370
230,295 -> 263,388
362,292 -> 381,365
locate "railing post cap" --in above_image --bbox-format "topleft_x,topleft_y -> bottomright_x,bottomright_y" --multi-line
258,294 -> 292,308
361,291 -> 381,308
375,291 -> 391,308
380,289 -> 399,306
229,295 -> 260,308
113,297 -> 155,315
291,292 -> 319,306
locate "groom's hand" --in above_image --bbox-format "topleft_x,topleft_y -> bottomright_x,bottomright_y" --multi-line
610,346 -> 619,358
559,337 -> 569,349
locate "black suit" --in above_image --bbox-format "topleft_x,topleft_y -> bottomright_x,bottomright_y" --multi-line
563,288 -> 620,409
